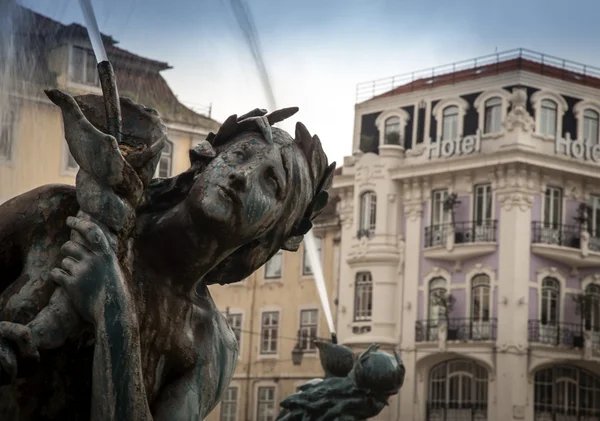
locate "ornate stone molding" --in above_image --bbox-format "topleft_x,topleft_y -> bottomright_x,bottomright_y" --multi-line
504,88 -> 535,133
404,203 -> 423,221
498,192 -> 533,212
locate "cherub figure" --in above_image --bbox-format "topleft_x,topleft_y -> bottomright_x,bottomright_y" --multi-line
276,343 -> 405,421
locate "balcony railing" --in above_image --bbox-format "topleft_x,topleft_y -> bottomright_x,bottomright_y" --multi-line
424,220 -> 498,248
528,320 -> 585,347
415,318 -> 498,342
531,222 -> 581,248
531,222 -> 600,252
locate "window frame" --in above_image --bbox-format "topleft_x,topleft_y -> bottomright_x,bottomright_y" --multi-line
358,191 -> 377,237
302,236 -> 323,276
0,105 -> 17,165
573,100 -> 600,145
473,184 -> 493,224
431,189 -> 449,226
298,309 -> 319,352
219,386 -> 239,421
374,109 -> 410,147
68,44 -> 100,87
542,186 -> 563,228
264,251 -> 283,280
534,365 -> 600,419
354,272 -> 373,322
155,139 -> 173,178
256,386 -> 277,421
530,91 -> 568,139
471,274 -> 491,322
432,97 -> 469,142
540,277 -> 560,326
259,311 -> 279,355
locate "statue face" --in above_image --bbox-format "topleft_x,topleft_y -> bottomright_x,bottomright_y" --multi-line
187,131 -> 305,243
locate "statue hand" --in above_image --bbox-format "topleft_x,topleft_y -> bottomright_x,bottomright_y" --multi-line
49,217 -> 129,325
0,322 -> 39,383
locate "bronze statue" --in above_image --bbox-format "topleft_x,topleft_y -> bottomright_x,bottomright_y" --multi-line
277,343 -> 405,421
0,89 -> 403,420
0,90 -> 334,420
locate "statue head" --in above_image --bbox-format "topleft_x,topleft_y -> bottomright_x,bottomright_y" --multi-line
349,345 -> 405,399
144,108 -> 336,285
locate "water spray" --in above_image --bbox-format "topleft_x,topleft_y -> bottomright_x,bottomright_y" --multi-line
78,0 -> 122,143
227,0 -> 337,344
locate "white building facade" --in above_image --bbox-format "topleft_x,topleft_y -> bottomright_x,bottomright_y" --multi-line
333,49 -> 600,421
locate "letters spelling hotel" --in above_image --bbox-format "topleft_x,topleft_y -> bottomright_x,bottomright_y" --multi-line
332,49 -> 600,421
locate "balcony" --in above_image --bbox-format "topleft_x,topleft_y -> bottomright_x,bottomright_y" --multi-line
423,221 -> 498,268
528,320 -> 586,348
531,222 -> 600,269
415,318 -> 498,342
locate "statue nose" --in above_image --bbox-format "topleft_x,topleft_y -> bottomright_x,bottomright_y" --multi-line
228,171 -> 247,192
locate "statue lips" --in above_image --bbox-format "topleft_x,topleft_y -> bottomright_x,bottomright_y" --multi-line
218,185 -> 242,206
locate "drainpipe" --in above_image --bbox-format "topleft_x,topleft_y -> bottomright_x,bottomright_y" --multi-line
244,275 -> 259,421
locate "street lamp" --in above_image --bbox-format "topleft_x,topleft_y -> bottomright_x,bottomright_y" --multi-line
292,330 -> 304,366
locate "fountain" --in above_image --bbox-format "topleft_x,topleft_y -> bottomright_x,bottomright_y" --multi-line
0,1 -> 404,419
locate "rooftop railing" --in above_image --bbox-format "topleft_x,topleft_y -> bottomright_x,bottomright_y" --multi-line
355,48 -> 600,103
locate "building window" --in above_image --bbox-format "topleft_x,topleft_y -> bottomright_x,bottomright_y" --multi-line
264,251 -> 282,279
543,187 -> 563,228
428,277 -> 448,322
0,108 -> 16,162
441,106 -> 459,141
256,386 -> 276,421
155,140 -> 173,178
299,309 -> 318,352
260,311 -> 279,354
589,195 -> 600,237
432,189 -> 449,225
302,236 -> 322,276
473,184 -> 492,223
427,359 -> 489,421
471,274 -> 490,322
354,272 -> 373,321
384,116 -> 401,145
583,109 -> 600,144
226,313 -> 242,344
585,284 -> 600,332
541,277 -> 560,326
220,387 -> 238,421
534,365 -> 600,421
70,46 -> 99,86
539,99 -> 558,137
483,97 -> 502,134
359,192 -> 376,237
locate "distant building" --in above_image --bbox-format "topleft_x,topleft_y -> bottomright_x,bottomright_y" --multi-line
334,49 -> 600,421
206,196 -> 340,421
0,4 -> 219,202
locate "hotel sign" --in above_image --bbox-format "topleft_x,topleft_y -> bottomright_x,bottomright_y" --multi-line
555,134 -> 600,162
429,131 -> 482,159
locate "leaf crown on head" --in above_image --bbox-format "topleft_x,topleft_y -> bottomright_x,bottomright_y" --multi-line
192,107 -> 336,252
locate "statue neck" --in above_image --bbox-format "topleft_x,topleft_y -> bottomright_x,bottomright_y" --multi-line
135,203 -> 236,291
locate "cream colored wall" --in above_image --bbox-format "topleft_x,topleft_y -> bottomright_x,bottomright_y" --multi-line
206,225 -> 340,421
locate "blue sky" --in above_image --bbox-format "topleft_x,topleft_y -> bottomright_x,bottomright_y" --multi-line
17,0 -> 600,165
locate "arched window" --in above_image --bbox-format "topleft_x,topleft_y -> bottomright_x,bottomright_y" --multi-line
534,365 -> 600,420
429,278 -> 448,322
442,106 -> 459,141
359,192 -> 376,237
483,97 -> 502,134
585,284 -> 600,332
354,272 -> 373,321
156,140 -> 173,178
471,274 -> 490,322
541,277 -> 560,326
384,116 -> 401,145
539,99 -> 558,137
583,109 -> 600,144
428,359 -> 489,421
